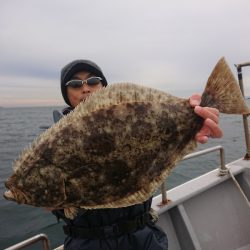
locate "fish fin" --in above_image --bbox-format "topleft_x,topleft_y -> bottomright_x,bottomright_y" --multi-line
201,57 -> 250,115
64,207 -> 79,219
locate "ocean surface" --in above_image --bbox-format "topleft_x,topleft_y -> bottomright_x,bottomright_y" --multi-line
0,104 -> 249,249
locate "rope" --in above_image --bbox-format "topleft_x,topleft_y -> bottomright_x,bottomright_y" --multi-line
228,169 -> 250,208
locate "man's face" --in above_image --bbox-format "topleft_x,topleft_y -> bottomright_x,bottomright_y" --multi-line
67,71 -> 103,107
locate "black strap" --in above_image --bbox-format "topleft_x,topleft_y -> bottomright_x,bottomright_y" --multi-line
63,213 -> 151,239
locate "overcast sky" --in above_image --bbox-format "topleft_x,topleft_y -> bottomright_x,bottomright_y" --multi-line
1,0 -> 250,107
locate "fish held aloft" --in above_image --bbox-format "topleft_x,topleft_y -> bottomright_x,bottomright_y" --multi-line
4,57 -> 250,219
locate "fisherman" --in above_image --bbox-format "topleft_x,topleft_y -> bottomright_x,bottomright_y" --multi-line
49,59 -> 222,250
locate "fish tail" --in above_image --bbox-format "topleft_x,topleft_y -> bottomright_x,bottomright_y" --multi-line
200,57 -> 250,115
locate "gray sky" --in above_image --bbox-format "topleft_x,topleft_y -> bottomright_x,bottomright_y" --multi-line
1,0 -> 250,107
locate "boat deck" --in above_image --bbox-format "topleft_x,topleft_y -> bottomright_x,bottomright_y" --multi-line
152,158 -> 250,250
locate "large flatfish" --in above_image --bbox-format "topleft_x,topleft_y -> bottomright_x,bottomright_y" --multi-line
4,57 -> 250,219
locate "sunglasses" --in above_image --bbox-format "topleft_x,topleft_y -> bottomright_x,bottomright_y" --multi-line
65,76 -> 102,88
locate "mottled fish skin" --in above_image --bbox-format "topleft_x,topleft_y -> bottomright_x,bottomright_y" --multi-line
61,101 -> 201,208
5,97 -> 200,209
4,58 -> 250,217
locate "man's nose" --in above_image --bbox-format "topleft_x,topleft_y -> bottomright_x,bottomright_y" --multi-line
81,83 -> 91,92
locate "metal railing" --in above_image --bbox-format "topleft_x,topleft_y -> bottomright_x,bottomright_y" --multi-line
160,145 -> 226,205
235,61 -> 250,159
4,234 -> 50,250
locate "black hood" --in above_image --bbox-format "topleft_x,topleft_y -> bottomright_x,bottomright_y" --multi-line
61,59 -> 108,106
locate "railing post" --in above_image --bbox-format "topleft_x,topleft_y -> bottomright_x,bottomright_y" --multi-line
235,62 -> 250,159
160,181 -> 169,205
158,145 -> 227,207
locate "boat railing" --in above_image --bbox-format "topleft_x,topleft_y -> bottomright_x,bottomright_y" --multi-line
159,145 -> 226,205
4,234 -> 50,250
235,61 -> 250,159
159,60 -> 250,206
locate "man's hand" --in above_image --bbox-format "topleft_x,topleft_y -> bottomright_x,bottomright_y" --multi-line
189,94 -> 223,144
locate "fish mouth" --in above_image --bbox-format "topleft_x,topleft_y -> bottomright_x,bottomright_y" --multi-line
4,179 -> 18,202
3,190 -> 16,202
3,188 -> 29,204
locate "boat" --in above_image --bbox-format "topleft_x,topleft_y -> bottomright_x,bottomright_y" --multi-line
4,61 -> 250,250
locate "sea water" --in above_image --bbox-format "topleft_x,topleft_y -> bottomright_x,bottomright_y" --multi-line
0,104 -> 248,249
